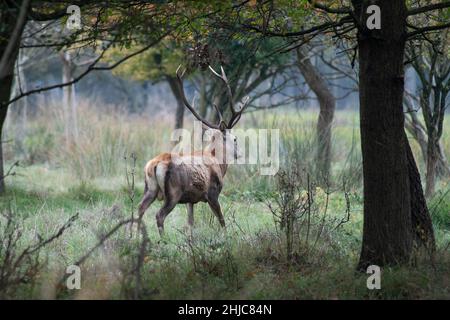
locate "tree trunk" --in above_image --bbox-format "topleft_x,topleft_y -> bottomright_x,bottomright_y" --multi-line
166,76 -> 185,129
12,49 -> 28,156
354,0 -> 413,269
425,138 -> 438,198
174,99 -> 185,129
437,142 -> 450,177
199,73 -> 208,118
60,51 -> 78,143
405,103 -> 450,184
405,110 -> 428,164
406,138 -> 435,250
296,47 -> 335,184
0,75 -> 13,193
0,1 -> 30,194
354,0 -> 436,269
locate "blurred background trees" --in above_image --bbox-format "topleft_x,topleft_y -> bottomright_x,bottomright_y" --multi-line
405,29 -> 450,198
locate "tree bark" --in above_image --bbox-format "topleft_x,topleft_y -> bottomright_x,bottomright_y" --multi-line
60,51 -> 78,143
199,73 -> 208,118
0,75 -> 13,193
0,0 -> 30,193
166,75 -> 185,129
354,0 -> 413,269
12,49 -> 28,155
296,47 -> 335,184
406,138 -> 435,250
354,0 -> 436,269
425,138 -> 438,198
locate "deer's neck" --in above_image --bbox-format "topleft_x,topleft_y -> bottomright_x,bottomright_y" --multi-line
219,163 -> 228,177
203,145 -> 229,178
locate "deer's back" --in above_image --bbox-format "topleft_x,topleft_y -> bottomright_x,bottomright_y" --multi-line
145,152 -> 223,204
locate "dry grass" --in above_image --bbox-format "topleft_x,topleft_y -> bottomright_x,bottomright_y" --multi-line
1,100 -> 449,299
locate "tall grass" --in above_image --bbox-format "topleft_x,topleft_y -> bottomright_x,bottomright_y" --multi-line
5,101 -> 172,181
225,110 -> 363,197
2,101 -> 450,299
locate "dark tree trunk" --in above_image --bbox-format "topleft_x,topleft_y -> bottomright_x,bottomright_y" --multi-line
296,47 -> 335,184
354,0 -> 413,269
167,76 -> 185,129
0,1 -> 29,194
8,49 -> 28,156
174,99 -> 185,129
406,138 -> 435,250
0,75 -> 13,193
425,137 -> 439,198
354,0 -> 435,269
199,73 -> 208,118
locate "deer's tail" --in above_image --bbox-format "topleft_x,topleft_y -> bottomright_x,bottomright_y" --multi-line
143,153 -> 172,200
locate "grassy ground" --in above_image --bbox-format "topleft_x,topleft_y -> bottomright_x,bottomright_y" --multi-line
1,103 -> 449,299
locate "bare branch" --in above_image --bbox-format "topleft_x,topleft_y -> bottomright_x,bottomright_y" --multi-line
242,16 -> 353,38
73,217 -> 134,267
307,0 -> 352,14
408,22 -> 450,38
176,66 -> 222,130
0,161 -> 19,184
407,1 -> 450,16
5,32 -> 169,107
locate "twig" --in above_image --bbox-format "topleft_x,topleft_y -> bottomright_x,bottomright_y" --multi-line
0,161 -> 20,184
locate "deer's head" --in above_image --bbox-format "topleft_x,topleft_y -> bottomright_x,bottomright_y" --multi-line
176,65 -> 249,163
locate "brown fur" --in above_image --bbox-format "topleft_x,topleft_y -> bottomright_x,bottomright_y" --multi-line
144,152 -> 172,179
138,150 -> 227,236
140,64 -> 247,236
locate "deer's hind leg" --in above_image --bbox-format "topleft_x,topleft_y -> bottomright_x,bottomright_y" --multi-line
155,162 -> 182,237
138,180 -> 158,221
156,198 -> 178,237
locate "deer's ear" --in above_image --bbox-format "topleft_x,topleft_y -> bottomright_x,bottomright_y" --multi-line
201,123 -> 210,132
219,121 -> 227,132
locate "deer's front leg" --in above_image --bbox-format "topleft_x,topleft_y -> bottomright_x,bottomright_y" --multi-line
186,203 -> 195,239
207,198 -> 226,229
187,203 -> 194,229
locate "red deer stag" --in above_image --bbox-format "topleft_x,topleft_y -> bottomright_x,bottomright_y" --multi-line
138,65 -> 249,236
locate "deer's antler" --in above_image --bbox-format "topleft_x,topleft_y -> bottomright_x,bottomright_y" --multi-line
208,65 -> 250,129
176,65 -> 249,130
176,65 -> 224,130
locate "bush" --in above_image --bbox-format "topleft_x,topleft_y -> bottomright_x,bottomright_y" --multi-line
0,208 -> 78,299
22,127 -> 55,164
429,190 -> 450,229
265,165 -> 351,266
